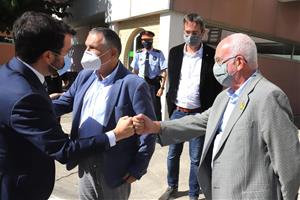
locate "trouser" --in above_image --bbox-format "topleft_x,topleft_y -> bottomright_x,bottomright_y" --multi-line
167,109 -> 204,198
78,156 -> 131,200
145,76 -> 161,120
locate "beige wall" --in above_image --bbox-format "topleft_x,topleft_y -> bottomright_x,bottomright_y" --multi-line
111,0 -> 170,22
258,56 -> 300,115
116,14 -> 160,67
0,43 -> 14,65
172,0 -> 300,44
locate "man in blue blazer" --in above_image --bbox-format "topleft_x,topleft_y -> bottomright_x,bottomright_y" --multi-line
0,12 -> 136,200
52,27 -> 156,200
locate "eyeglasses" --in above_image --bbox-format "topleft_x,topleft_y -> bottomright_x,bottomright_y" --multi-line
215,55 -> 247,66
184,31 -> 200,35
52,47 -> 74,58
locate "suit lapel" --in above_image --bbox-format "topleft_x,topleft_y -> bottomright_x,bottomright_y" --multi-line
102,64 -> 128,127
200,44 -> 209,83
200,93 -> 229,164
8,57 -> 45,92
72,72 -> 96,135
213,72 -> 263,158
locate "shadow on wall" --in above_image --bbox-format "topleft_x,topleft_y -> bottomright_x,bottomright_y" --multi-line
259,55 -> 300,128
0,43 -> 14,65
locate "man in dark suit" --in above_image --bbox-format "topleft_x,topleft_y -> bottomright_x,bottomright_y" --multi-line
52,27 -> 156,200
0,12 -> 135,200
161,13 -> 222,200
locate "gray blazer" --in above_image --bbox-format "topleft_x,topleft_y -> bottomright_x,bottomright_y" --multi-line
159,72 -> 300,200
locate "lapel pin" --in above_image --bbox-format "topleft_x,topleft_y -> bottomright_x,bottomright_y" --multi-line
240,102 -> 245,110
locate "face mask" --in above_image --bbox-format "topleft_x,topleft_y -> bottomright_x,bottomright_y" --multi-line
80,50 -> 111,70
81,51 -> 101,70
213,62 -> 237,87
142,41 -> 153,50
57,55 -> 73,76
183,34 -> 201,47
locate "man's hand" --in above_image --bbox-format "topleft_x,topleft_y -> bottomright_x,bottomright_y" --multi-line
123,174 -> 137,184
49,92 -> 63,100
132,114 -> 161,134
113,116 -> 135,141
156,88 -> 164,97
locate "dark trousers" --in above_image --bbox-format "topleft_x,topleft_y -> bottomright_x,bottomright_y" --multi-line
145,77 -> 161,120
167,109 -> 204,198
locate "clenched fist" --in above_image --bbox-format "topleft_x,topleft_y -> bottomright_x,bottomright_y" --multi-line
113,116 -> 135,141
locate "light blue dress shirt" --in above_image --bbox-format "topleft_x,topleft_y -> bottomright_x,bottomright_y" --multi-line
79,63 -> 120,147
212,71 -> 258,164
130,49 -> 167,79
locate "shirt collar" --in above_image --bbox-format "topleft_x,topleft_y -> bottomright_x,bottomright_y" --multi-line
227,70 -> 258,103
17,57 -> 45,84
143,49 -> 153,54
183,43 -> 203,58
94,61 -> 120,86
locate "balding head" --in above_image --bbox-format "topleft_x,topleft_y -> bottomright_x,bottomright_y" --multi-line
217,33 -> 258,70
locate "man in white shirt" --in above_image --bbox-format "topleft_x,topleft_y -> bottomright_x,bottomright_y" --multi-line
162,13 -> 222,200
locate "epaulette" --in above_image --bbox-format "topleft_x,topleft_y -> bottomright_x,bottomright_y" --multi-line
136,49 -> 143,53
153,48 -> 161,53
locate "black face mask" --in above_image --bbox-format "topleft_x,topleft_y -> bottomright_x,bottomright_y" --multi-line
142,41 -> 153,49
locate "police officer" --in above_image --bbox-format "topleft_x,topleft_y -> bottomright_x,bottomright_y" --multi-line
131,30 -> 167,120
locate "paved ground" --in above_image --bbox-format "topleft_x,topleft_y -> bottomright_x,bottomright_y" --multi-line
50,114 -> 300,200
50,114 -> 204,200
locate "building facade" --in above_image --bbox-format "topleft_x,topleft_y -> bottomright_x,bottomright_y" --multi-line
66,0 -> 300,122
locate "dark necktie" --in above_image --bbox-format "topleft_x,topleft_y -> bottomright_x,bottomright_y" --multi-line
144,51 -> 150,78
43,81 -> 48,92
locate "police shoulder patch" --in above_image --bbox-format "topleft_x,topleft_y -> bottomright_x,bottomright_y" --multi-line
153,48 -> 161,53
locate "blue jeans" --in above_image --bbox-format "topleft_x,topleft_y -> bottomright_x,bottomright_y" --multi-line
167,109 -> 204,198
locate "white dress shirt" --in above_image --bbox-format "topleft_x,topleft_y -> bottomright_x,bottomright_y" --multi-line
176,44 -> 203,109
17,57 -> 45,84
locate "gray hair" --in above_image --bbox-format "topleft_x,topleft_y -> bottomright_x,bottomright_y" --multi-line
183,13 -> 205,31
226,33 -> 258,69
89,27 -> 122,56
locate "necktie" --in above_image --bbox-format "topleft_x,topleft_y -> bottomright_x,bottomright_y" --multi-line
43,81 -> 48,92
144,51 -> 150,78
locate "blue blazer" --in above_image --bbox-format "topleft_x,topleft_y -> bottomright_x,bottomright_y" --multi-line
53,62 -> 156,188
0,58 -> 112,200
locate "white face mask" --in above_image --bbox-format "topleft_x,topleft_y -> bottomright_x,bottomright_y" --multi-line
80,49 -> 111,71
80,51 -> 101,70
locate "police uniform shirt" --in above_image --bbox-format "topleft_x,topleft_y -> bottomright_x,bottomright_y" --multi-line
130,49 -> 167,79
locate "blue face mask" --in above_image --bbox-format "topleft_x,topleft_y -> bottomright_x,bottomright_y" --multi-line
213,58 -> 237,87
57,55 -> 73,76
142,41 -> 153,49
183,34 -> 201,47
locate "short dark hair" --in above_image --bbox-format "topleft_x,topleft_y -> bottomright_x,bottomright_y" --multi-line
139,30 -> 155,38
183,13 -> 205,31
90,27 -> 122,56
13,11 -> 76,64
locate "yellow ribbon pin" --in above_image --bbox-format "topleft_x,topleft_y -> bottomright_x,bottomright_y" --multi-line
240,102 -> 245,110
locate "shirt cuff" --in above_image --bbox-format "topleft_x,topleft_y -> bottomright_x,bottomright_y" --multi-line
105,130 -> 116,147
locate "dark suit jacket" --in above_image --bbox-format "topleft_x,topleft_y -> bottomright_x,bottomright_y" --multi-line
0,58 -> 112,200
53,62 -> 156,188
166,43 -> 222,116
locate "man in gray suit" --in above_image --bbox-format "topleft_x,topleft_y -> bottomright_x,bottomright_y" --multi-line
133,33 -> 300,200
